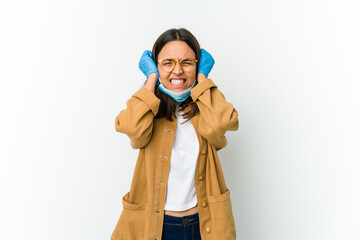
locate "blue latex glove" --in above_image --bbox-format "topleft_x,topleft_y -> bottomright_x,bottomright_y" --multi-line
198,48 -> 215,77
139,50 -> 160,86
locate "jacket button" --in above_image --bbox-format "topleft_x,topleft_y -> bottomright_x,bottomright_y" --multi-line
206,227 -> 211,233
201,201 -> 208,208
201,149 -> 206,155
198,175 -> 204,181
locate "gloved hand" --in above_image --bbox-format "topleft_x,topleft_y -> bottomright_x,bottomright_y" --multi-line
198,48 -> 215,77
139,50 -> 160,86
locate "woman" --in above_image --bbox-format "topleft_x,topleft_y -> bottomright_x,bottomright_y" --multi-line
111,28 -> 239,240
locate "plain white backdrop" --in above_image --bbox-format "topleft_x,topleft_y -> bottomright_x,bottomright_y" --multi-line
1,0 -> 359,239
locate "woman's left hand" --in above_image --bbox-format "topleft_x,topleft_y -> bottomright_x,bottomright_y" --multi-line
198,48 -> 215,78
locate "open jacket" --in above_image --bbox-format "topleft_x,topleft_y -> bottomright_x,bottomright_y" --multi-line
111,78 -> 239,240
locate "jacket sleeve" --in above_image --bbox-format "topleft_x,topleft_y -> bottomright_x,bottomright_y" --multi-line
190,78 -> 239,150
115,87 -> 161,149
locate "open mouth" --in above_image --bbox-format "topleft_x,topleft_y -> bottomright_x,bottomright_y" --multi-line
170,78 -> 187,87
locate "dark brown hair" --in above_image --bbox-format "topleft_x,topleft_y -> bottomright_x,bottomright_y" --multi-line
148,28 -> 201,123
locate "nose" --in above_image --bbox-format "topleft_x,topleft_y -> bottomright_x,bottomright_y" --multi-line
172,61 -> 184,74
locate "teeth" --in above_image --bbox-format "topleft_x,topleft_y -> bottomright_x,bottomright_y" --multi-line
171,79 -> 185,85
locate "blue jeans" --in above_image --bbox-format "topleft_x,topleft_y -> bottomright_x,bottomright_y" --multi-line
162,212 -> 202,240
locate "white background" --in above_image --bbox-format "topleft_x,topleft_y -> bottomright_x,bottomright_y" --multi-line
1,0 -> 359,239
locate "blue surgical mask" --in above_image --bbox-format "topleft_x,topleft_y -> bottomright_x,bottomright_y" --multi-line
158,79 -> 197,102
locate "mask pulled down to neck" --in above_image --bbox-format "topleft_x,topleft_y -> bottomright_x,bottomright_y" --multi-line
158,79 -> 197,102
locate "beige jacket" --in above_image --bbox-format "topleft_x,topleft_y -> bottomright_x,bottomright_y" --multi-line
111,78 -> 239,240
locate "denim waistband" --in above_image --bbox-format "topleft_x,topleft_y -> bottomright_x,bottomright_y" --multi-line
163,212 -> 199,226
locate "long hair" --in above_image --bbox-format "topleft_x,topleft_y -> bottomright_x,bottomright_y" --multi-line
148,28 -> 201,123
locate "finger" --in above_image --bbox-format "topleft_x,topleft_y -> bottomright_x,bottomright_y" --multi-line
145,50 -> 152,58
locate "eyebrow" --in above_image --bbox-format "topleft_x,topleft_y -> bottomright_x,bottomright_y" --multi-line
162,57 -> 193,60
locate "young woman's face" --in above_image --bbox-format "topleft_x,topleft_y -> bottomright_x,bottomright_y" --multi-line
157,40 -> 197,92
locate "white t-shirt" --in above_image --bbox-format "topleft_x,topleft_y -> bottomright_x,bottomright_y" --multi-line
164,108 -> 199,211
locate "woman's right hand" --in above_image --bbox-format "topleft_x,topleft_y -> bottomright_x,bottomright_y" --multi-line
139,50 -> 159,79
139,50 -> 160,91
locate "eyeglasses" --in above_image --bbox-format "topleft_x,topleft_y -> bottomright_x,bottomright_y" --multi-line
158,58 -> 198,72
